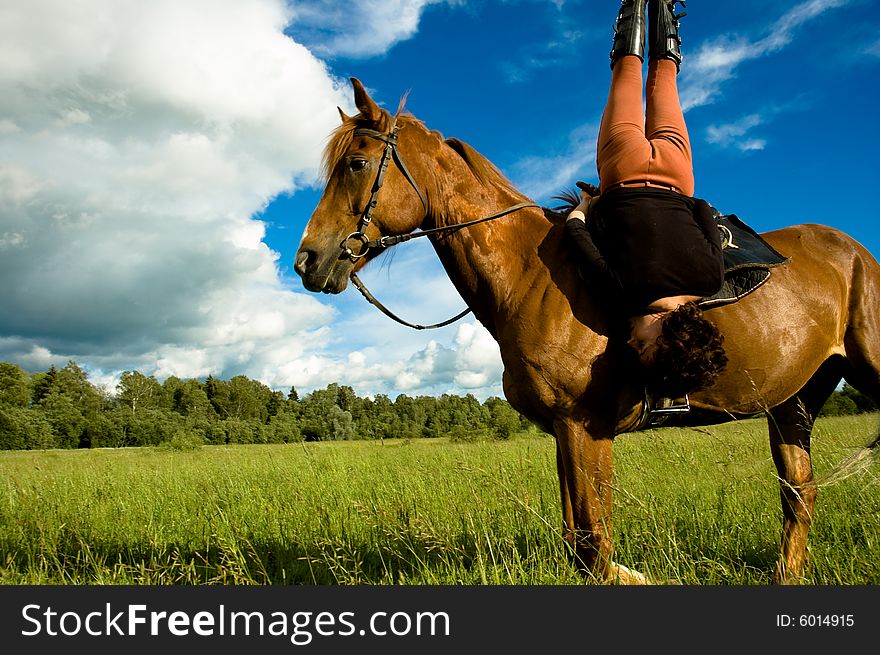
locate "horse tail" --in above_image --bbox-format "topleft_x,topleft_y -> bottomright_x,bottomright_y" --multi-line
812,429 -> 880,489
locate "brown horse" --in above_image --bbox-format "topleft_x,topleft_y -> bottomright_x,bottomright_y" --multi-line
295,78 -> 880,584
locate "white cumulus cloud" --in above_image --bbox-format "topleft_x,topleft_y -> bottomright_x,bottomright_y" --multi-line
705,113 -> 767,152
679,0 -> 854,111
288,0 -> 455,58
0,0 -> 512,400
0,0 -> 347,384
510,122 -> 599,202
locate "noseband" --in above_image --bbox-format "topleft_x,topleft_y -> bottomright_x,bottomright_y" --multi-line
340,116 -> 539,330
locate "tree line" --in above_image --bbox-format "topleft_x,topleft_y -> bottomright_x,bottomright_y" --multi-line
0,361 -> 533,450
0,360 -> 875,451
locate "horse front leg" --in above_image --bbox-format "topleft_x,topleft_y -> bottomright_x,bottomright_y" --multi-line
554,416 -> 648,584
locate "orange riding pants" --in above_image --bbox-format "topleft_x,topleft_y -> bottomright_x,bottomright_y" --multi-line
596,56 -> 694,197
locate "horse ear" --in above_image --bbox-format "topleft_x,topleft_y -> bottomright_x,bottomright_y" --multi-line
337,106 -> 351,123
351,77 -> 381,122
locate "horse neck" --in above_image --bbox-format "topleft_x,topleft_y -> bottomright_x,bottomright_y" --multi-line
415,142 -> 553,333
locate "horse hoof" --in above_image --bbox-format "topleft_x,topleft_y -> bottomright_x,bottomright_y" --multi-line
610,561 -> 651,585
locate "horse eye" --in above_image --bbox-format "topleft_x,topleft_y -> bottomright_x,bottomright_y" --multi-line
348,158 -> 368,172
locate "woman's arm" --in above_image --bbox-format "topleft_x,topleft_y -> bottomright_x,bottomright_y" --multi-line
564,192 -> 623,292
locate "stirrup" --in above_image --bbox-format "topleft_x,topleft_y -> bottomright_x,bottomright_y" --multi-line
637,387 -> 690,429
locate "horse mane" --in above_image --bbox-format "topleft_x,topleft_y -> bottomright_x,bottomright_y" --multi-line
544,183 -> 601,222
442,137 -> 522,198
546,189 -> 579,220
441,138 -> 594,223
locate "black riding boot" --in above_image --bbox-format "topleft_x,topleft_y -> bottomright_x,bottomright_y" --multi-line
649,0 -> 687,71
610,0 -> 646,69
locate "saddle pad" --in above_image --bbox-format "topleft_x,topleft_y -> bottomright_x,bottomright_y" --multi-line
699,213 -> 789,309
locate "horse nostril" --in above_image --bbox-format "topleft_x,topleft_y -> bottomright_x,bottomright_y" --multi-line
294,249 -> 313,276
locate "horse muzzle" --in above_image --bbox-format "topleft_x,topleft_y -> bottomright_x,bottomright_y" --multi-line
294,247 -> 351,294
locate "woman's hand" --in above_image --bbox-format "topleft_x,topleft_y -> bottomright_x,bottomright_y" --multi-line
568,189 -> 594,223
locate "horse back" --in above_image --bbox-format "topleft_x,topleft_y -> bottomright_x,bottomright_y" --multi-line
694,223 -> 877,414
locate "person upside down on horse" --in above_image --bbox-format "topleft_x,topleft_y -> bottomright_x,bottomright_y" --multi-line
566,0 -> 727,399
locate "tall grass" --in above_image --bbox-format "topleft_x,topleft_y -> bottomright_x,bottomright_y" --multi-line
1,415 -> 877,585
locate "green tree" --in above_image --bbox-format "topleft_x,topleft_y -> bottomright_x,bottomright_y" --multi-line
172,379 -> 215,418
267,390 -> 285,419
117,371 -> 161,415
31,366 -> 57,404
40,392 -> 87,448
370,394 -> 396,439
0,405 -> 55,449
55,361 -> 102,416
299,385 -> 339,440
392,394 -> 432,438
83,412 -> 126,448
225,417 -> 264,444
820,394 -> 856,417
267,412 -> 302,443
117,408 -> 186,447
228,375 -> 271,421
0,362 -> 30,407
159,375 -> 183,410
210,375 -> 273,422
335,384 -> 357,413
328,405 -> 355,440
448,424 -> 479,443
460,393 -> 490,430
205,376 -> 230,418
840,383 -> 878,413
820,384 -> 878,417
186,414 -> 226,445
484,397 -> 522,439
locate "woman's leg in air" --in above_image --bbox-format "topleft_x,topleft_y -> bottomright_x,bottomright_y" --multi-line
644,0 -> 693,195
644,58 -> 693,195
597,1 -> 651,193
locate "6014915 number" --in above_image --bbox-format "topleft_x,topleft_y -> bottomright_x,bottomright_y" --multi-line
799,614 -> 853,627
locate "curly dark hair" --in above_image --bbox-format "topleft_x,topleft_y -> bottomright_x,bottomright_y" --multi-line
645,302 -> 728,398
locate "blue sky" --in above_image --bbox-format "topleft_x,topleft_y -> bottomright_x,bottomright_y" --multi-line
1,0 -> 879,399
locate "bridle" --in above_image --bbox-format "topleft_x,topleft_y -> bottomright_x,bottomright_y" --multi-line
339,116 -> 426,264
339,115 -> 539,330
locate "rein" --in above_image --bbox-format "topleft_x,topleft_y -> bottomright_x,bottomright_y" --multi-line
341,118 -> 540,330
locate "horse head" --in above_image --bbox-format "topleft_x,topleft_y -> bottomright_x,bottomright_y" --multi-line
295,78 -> 430,294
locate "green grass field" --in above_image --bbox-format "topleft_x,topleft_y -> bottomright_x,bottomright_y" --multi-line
1,415 -> 878,585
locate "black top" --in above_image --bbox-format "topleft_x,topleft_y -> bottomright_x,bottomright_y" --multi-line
564,186 -> 724,313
